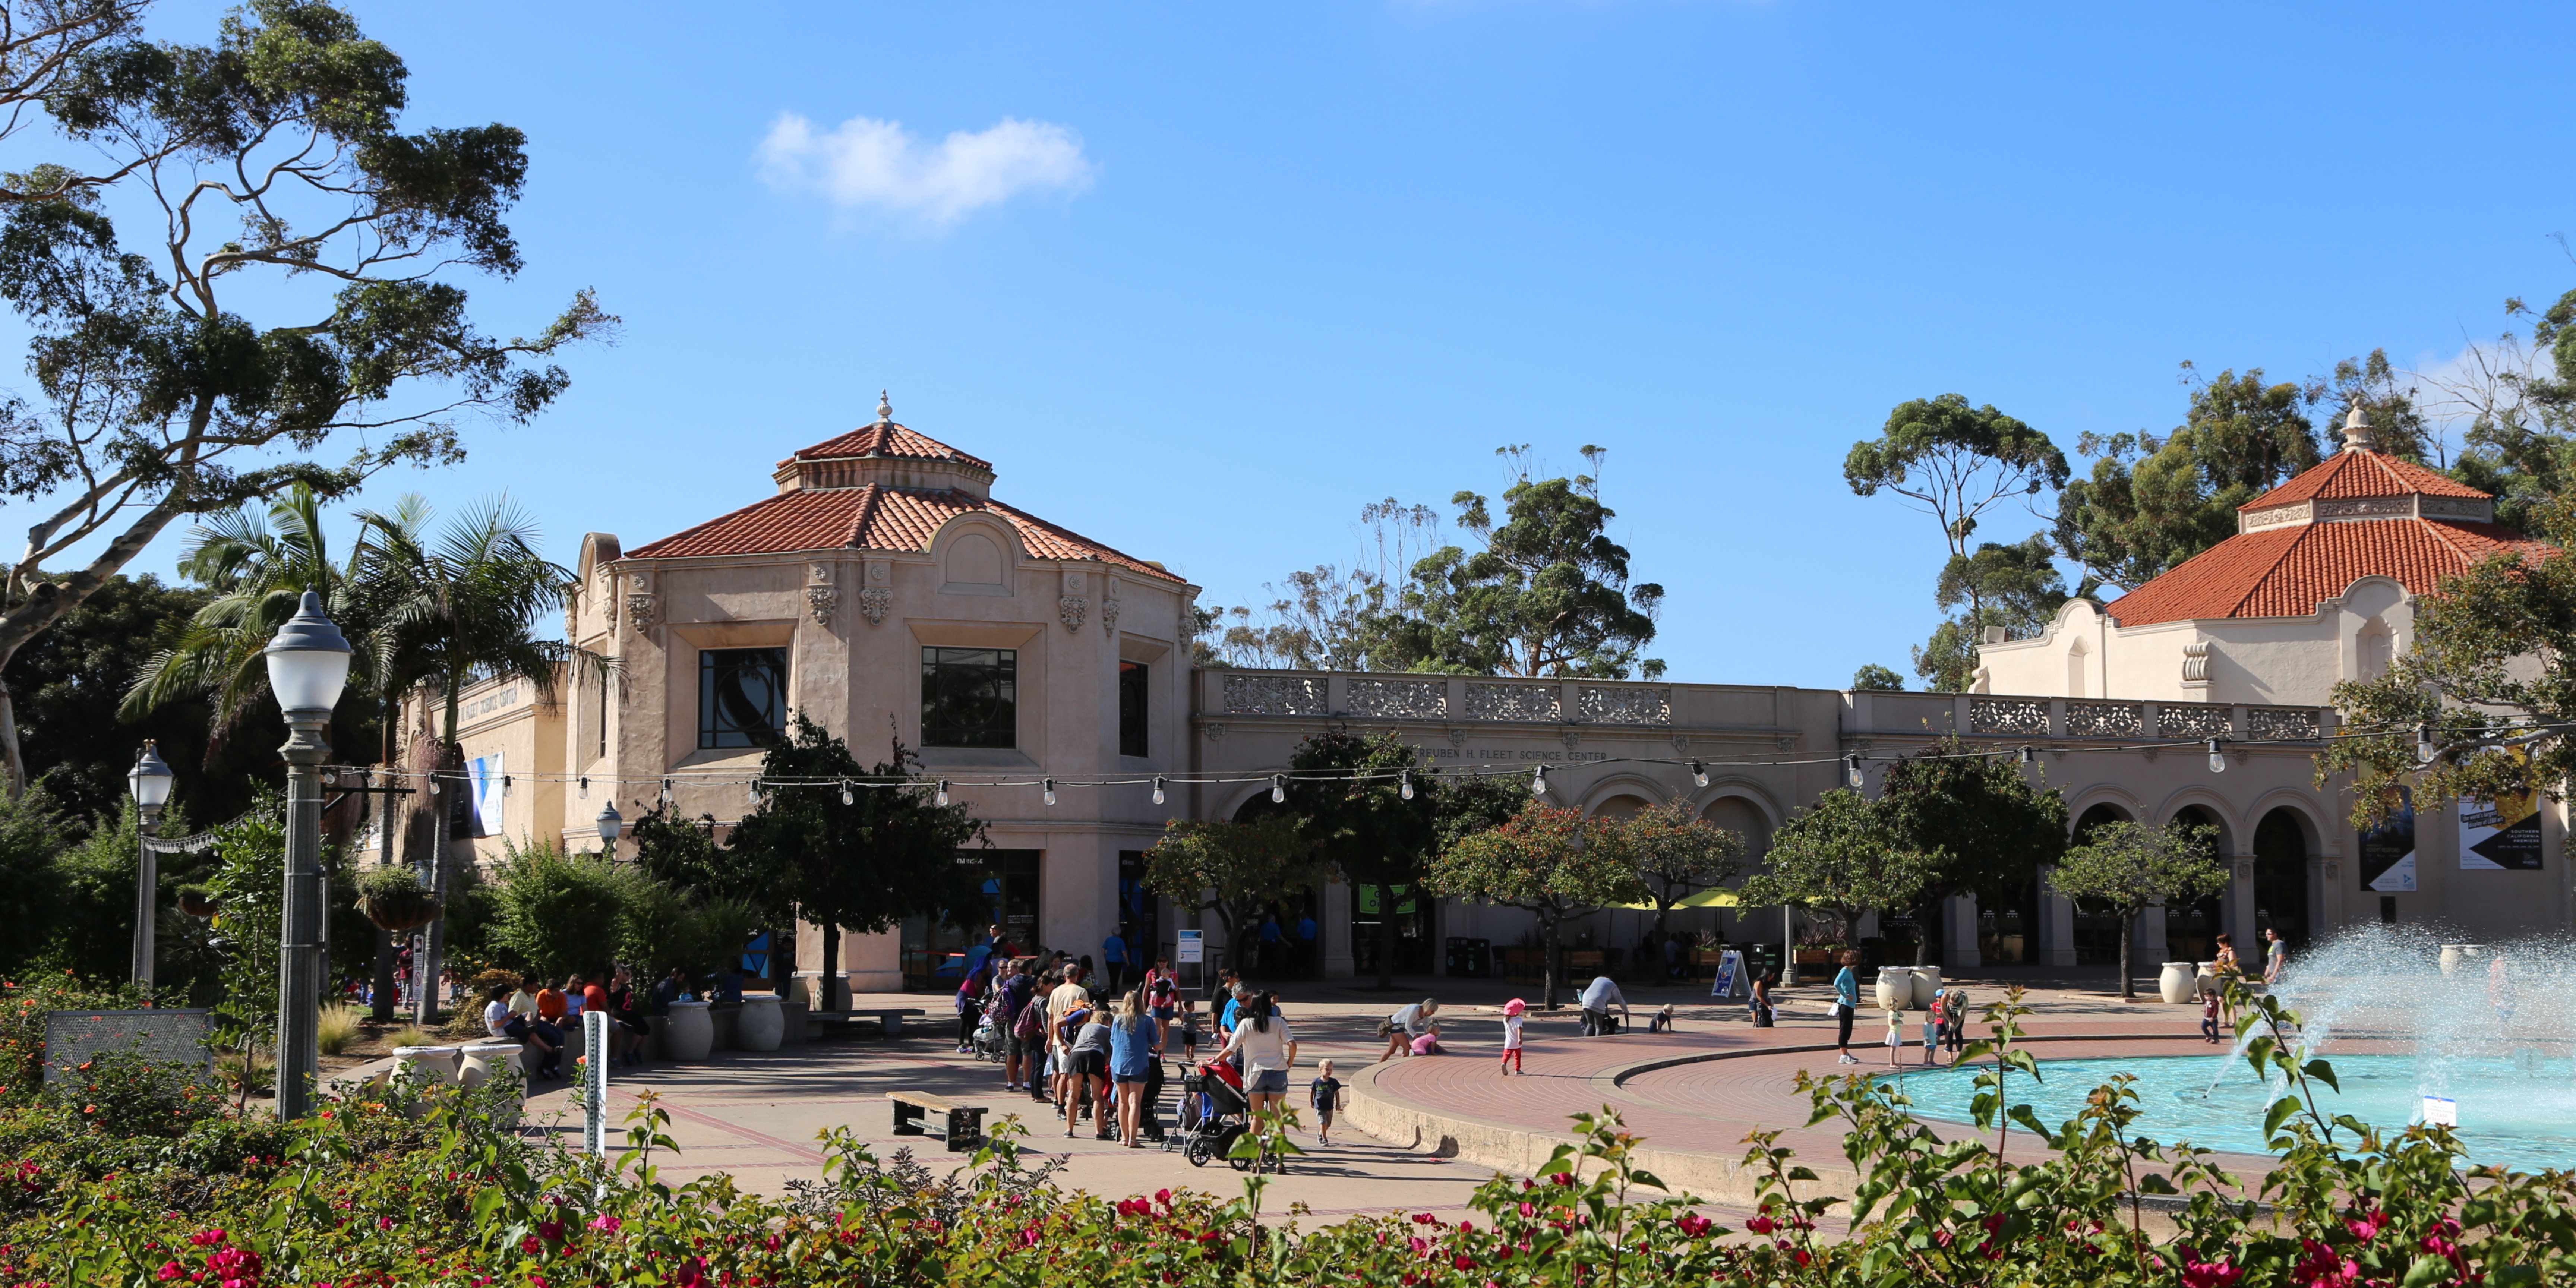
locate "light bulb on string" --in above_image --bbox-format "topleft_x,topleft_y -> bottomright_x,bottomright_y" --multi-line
747,778 -> 760,805
935,780 -> 950,807
1844,754 -> 1864,788
2206,739 -> 2227,774
2415,723 -> 2436,764
1043,779 -> 1058,806
1271,774 -> 1286,804
503,774 -> 514,797
1690,760 -> 1707,788
660,778 -> 673,806
1531,764 -> 1549,796
323,767 -> 337,786
427,774 -> 439,798
1399,769 -> 1414,801
578,777 -> 588,800
841,780 -> 854,806
1152,776 -> 1166,805
2018,746 -> 2035,766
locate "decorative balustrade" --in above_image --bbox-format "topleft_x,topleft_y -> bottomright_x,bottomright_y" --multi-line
2065,701 -> 2144,738
1577,686 -> 1671,726
2155,702 -> 2232,740
1969,698 -> 2049,737
2249,707 -> 2321,742
1344,678 -> 1447,720
1221,674 -> 1327,716
1465,681 -> 1561,722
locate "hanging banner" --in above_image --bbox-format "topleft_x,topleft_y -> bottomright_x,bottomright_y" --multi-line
467,753 -> 506,838
2358,785 -> 2416,892
2459,751 -> 2544,871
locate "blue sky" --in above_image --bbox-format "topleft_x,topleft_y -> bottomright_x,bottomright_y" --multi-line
12,1 -> 2576,688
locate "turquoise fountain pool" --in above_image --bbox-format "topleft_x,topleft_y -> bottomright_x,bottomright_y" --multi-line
1883,1052 -> 2576,1174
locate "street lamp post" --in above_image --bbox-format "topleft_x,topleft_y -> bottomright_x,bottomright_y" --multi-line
265,590 -> 351,1120
127,741 -> 175,988
595,801 -> 623,859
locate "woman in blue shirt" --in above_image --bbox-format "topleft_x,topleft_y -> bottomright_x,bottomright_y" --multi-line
1109,987 -> 1161,1148
1833,950 -> 1862,1064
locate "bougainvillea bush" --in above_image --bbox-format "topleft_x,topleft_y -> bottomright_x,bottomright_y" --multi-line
3,985 -> 2572,1287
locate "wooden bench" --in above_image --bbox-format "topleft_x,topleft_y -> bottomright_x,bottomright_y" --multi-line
887,1089 -> 986,1151
804,1007 -> 929,1040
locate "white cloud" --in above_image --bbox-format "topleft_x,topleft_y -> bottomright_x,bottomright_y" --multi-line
755,113 -> 1095,226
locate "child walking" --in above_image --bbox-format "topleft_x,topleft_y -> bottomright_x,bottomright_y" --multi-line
1883,1007 -> 1906,1068
1499,997 -> 1527,1075
1920,998 -> 1939,1067
1309,1060 -> 1342,1145
2199,984 -> 2222,1044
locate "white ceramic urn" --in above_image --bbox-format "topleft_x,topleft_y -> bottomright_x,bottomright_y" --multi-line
736,994 -> 784,1051
391,1045 -> 458,1090
1875,966 -> 1912,1011
2195,961 -> 2218,996
2158,962 -> 2197,1004
1909,967 -> 1943,1009
457,1041 -> 523,1095
663,1000 -> 714,1061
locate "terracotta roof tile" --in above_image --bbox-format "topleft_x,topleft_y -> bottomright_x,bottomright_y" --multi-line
2104,518 -> 2550,626
623,484 -> 1181,581
783,422 -> 994,471
2238,449 -> 2489,511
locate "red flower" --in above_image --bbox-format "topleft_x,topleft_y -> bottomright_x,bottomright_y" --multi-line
1677,1215 -> 1713,1238
1155,1188 -> 1174,1208
1745,1215 -> 1777,1235
538,1221 -> 564,1244
675,1257 -> 708,1288
1549,1172 -> 1575,1187
157,1262 -> 185,1281
520,1237 -> 542,1255
2178,1250 -> 2242,1288
187,1231 -> 228,1248
2344,1208 -> 2387,1241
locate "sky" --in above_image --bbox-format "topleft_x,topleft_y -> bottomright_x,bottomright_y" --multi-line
8,0 -> 2576,689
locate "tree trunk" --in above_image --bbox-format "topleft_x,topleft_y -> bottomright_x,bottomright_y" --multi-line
1541,916 -> 1562,1010
1374,898 -> 1397,991
0,684 -> 23,801
821,920 -> 841,1011
411,736 -> 463,1025
368,752 -> 399,1020
2118,908 -> 2135,1002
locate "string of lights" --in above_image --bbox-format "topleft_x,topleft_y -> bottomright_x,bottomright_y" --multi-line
314,714 -> 2515,803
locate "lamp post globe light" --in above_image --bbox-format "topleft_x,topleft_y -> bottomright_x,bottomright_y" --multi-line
265,590 -> 350,1121
127,740 -> 175,988
595,800 -> 622,857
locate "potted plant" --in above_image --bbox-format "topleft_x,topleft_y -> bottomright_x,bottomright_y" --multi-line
353,865 -> 443,934
177,883 -> 219,918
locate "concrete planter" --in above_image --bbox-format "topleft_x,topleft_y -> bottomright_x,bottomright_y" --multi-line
1908,967 -> 1942,1009
457,1041 -> 525,1128
709,1004 -> 739,1052
1873,967 -> 1912,1011
2158,962 -> 2198,1004
2194,962 -> 2218,997
662,1001 -> 713,1061
391,1045 -> 458,1089
779,1000 -> 808,1047
738,995 -> 783,1051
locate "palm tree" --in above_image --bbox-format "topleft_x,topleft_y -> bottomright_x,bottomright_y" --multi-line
353,495 -> 607,1021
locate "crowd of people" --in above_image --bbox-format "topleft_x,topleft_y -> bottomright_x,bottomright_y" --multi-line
477,963 -> 713,1079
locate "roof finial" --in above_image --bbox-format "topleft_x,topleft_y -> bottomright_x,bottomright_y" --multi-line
876,390 -> 893,426
2341,402 -> 2376,452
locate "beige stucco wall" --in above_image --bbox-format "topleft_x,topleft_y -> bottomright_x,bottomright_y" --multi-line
1980,576 -> 2417,709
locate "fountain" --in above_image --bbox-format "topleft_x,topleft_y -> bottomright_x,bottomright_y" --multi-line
1887,924 -> 2576,1173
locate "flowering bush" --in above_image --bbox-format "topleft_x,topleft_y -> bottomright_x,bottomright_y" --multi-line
1,984 -> 2571,1287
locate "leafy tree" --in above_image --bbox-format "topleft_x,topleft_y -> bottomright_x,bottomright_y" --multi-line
1422,801 -> 1644,1009
1737,789 -> 1933,949
2053,367 -> 2322,593
725,714 -> 988,1000
0,0 -> 611,796
1284,728 -> 1434,989
2327,349 -> 2432,464
1142,813 -> 1323,976
2047,818 -> 2225,1001
1615,800 -> 1742,947
1846,394 -> 2067,631
0,780 -> 78,975
1877,735 -> 2069,966
2319,496 -> 2576,829
0,571 -> 301,826
486,836 -> 627,985
1916,534 -> 2069,690
1850,663 -> 1905,692
2421,287 -> 2576,531
198,801 -> 288,1056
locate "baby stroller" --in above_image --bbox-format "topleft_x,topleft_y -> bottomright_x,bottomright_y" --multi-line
1174,1057 -> 1254,1169
970,991 -> 1010,1064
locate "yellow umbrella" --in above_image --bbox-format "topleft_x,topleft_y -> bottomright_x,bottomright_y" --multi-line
1608,888 -> 1742,911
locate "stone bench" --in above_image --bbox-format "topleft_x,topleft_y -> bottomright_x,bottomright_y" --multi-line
805,1007 -> 927,1040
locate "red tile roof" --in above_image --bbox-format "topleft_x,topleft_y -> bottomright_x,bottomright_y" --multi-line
2238,449 -> 2489,511
624,483 -> 1182,581
2104,518 -> 2550,625
783,422 -> 994,471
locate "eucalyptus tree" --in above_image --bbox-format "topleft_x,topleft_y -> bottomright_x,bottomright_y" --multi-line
0,0 -> 610,796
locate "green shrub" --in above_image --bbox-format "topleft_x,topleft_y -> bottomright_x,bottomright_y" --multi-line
489,837 -> 630,981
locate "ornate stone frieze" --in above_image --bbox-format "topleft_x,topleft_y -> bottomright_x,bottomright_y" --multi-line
1560,729 -> 1582,750
805,586 -> 839,626
2065,701 -> 2143,739
1577,685 -> 1672,726
2315,496 -> 2412,520
1222,674 -> 1326,716
1968,698 -> 2047,737
1100,596 -> 1121,637
624,594 -> 657,631
1465,682 -> 1560,722
1345,678 -> 1446,720
856,586 -> 892,626
2242,503 -> 2308,531
1058,595 -> 1089,632
2419,496 -> 2490,520
2156,702 -> 2232,740
2249,707 -> 2321,742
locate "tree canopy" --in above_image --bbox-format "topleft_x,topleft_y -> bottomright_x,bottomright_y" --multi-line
2047,818 -> 2224,1000
1422,800 -> 1644,1008
1284,728 -> 1434,988
1737,789 -> 1933,947
1142,812 -> 1324,974
1876,736 -> 2068,965
1617,800 -> 1743,942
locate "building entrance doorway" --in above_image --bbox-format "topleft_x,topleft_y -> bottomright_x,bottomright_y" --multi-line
2165,805 -> 2228,963
2254,809 -> 2310,948
900,848 -> 1041,987
1353,883 -> 1434,976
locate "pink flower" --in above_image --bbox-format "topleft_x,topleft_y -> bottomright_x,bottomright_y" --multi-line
1549,1172 -> 1575,1187
2178,1249 -> 2242,1288
1517,1203 -> 1535,1219
2344,1208 -> 2387,1241
1677,1215 -> 1713,1238
157,1262 -> 185,1282
188,1231 -> 227,1248
376,1216 -> 394,1230
587,1215 -> 621,1234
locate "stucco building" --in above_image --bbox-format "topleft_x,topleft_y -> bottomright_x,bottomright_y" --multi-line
414,401 -> 2569,992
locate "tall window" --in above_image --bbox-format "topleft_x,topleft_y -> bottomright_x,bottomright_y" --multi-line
1118,660 -> 1147,758
699,647 -> 787,749
921,647 -> 1016,748
592,667 -> 610,762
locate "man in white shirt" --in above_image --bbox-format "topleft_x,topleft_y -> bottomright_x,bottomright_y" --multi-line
1046,965 -> 1093,1110
1379,998 -> 1439,1061
1578,976 -> 1629,1036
